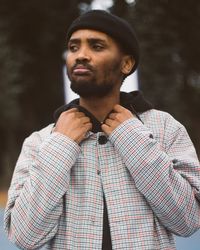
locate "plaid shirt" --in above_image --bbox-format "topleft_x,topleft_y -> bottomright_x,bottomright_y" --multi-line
4,109 -> 200,250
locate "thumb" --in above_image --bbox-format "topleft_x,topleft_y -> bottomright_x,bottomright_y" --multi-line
101,124 -> 112,136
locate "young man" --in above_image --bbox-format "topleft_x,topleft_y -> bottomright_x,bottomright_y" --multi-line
4,10 -> 200,250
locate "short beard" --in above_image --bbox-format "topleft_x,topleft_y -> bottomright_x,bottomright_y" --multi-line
70,79 -> 114,98
67,58 -> 122,98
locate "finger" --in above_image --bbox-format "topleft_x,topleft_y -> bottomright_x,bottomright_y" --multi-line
108,112 -> 118,120
65,108 -> 78,113
113,104 -> 126,113
101,124 -> 112,135
85,122 -> 92,131
80,123 -> 92,137
59,108 -> 78,118
104,118 -> 118,127
80,116 -> 91,124
104,118 -> 112,126
76,111 -> 87,118
113,105 -> 134,120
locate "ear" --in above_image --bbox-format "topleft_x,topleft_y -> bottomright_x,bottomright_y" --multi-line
121,55 -> 135,75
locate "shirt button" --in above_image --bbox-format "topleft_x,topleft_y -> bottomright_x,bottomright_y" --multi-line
172,159 -> 178,164
149,134 -> 154,139
97,170 -> 101,175
98,135 -> 108,144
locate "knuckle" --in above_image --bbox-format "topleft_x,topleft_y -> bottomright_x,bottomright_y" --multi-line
116,114 -> 121,120
60,111 -> 66,117
77,111 -> 83,116
59,112 -> 68,120
85,117 -> 90,122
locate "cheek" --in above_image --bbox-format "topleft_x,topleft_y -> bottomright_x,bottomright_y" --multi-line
100,59 -> 122,79
66,54 -> 74,69
66,59 -> 74,77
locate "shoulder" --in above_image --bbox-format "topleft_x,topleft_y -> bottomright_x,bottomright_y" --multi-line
23,124 -> 54,147
140,109 -> 189,148
140,109 -> 183,130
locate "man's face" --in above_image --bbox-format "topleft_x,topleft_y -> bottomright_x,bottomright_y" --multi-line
66,29 -> 125,98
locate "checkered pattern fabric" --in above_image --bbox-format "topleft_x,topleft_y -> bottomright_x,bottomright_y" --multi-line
4,109 -> 200,249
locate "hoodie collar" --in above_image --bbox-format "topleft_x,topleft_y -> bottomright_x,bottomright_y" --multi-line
54,91 -> 153,133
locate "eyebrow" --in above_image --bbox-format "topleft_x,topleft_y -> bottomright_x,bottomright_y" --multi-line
68,38 -> 80,44
68,37 -> 107,44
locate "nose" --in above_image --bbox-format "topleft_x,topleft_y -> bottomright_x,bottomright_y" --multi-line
76,46 -> 91,62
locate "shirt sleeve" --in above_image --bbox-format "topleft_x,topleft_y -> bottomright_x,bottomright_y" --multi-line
4,130 -> 80,249
109,113 -> 200,237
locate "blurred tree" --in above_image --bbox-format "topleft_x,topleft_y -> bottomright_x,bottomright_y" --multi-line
111,0 -> 200,155
1,0 -> 200,188
0,0 -> 92,188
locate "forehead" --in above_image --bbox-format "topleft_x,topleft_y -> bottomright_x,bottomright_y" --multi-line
69,29 -> 116,43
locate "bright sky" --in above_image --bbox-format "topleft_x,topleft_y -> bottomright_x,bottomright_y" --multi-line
91,0 -> 113,10
91,0 -> 135,9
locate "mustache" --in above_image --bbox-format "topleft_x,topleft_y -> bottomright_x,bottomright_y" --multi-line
71,62 -> 94,72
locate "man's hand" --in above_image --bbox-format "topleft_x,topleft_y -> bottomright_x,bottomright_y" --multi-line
102,104 -> 134,136
54,108 -> 92,144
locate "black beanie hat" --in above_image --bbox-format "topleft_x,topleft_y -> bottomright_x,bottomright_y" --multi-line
66,10 -> 139,74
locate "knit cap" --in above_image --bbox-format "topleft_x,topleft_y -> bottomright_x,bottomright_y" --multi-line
66,10 -> 139,74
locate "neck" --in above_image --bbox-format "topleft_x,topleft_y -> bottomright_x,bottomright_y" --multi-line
79,91 -> 120,122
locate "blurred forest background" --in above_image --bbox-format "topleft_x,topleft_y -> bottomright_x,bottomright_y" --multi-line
0,0 -> 200,189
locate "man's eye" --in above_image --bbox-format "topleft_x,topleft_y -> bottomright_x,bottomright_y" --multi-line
68,44 -> 79,52
92,44 -> 104,51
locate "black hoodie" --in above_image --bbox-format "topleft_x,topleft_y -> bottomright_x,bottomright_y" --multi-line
54,91 -> 153,132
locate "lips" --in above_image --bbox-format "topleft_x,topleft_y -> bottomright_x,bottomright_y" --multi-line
72,65 -> 92,75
